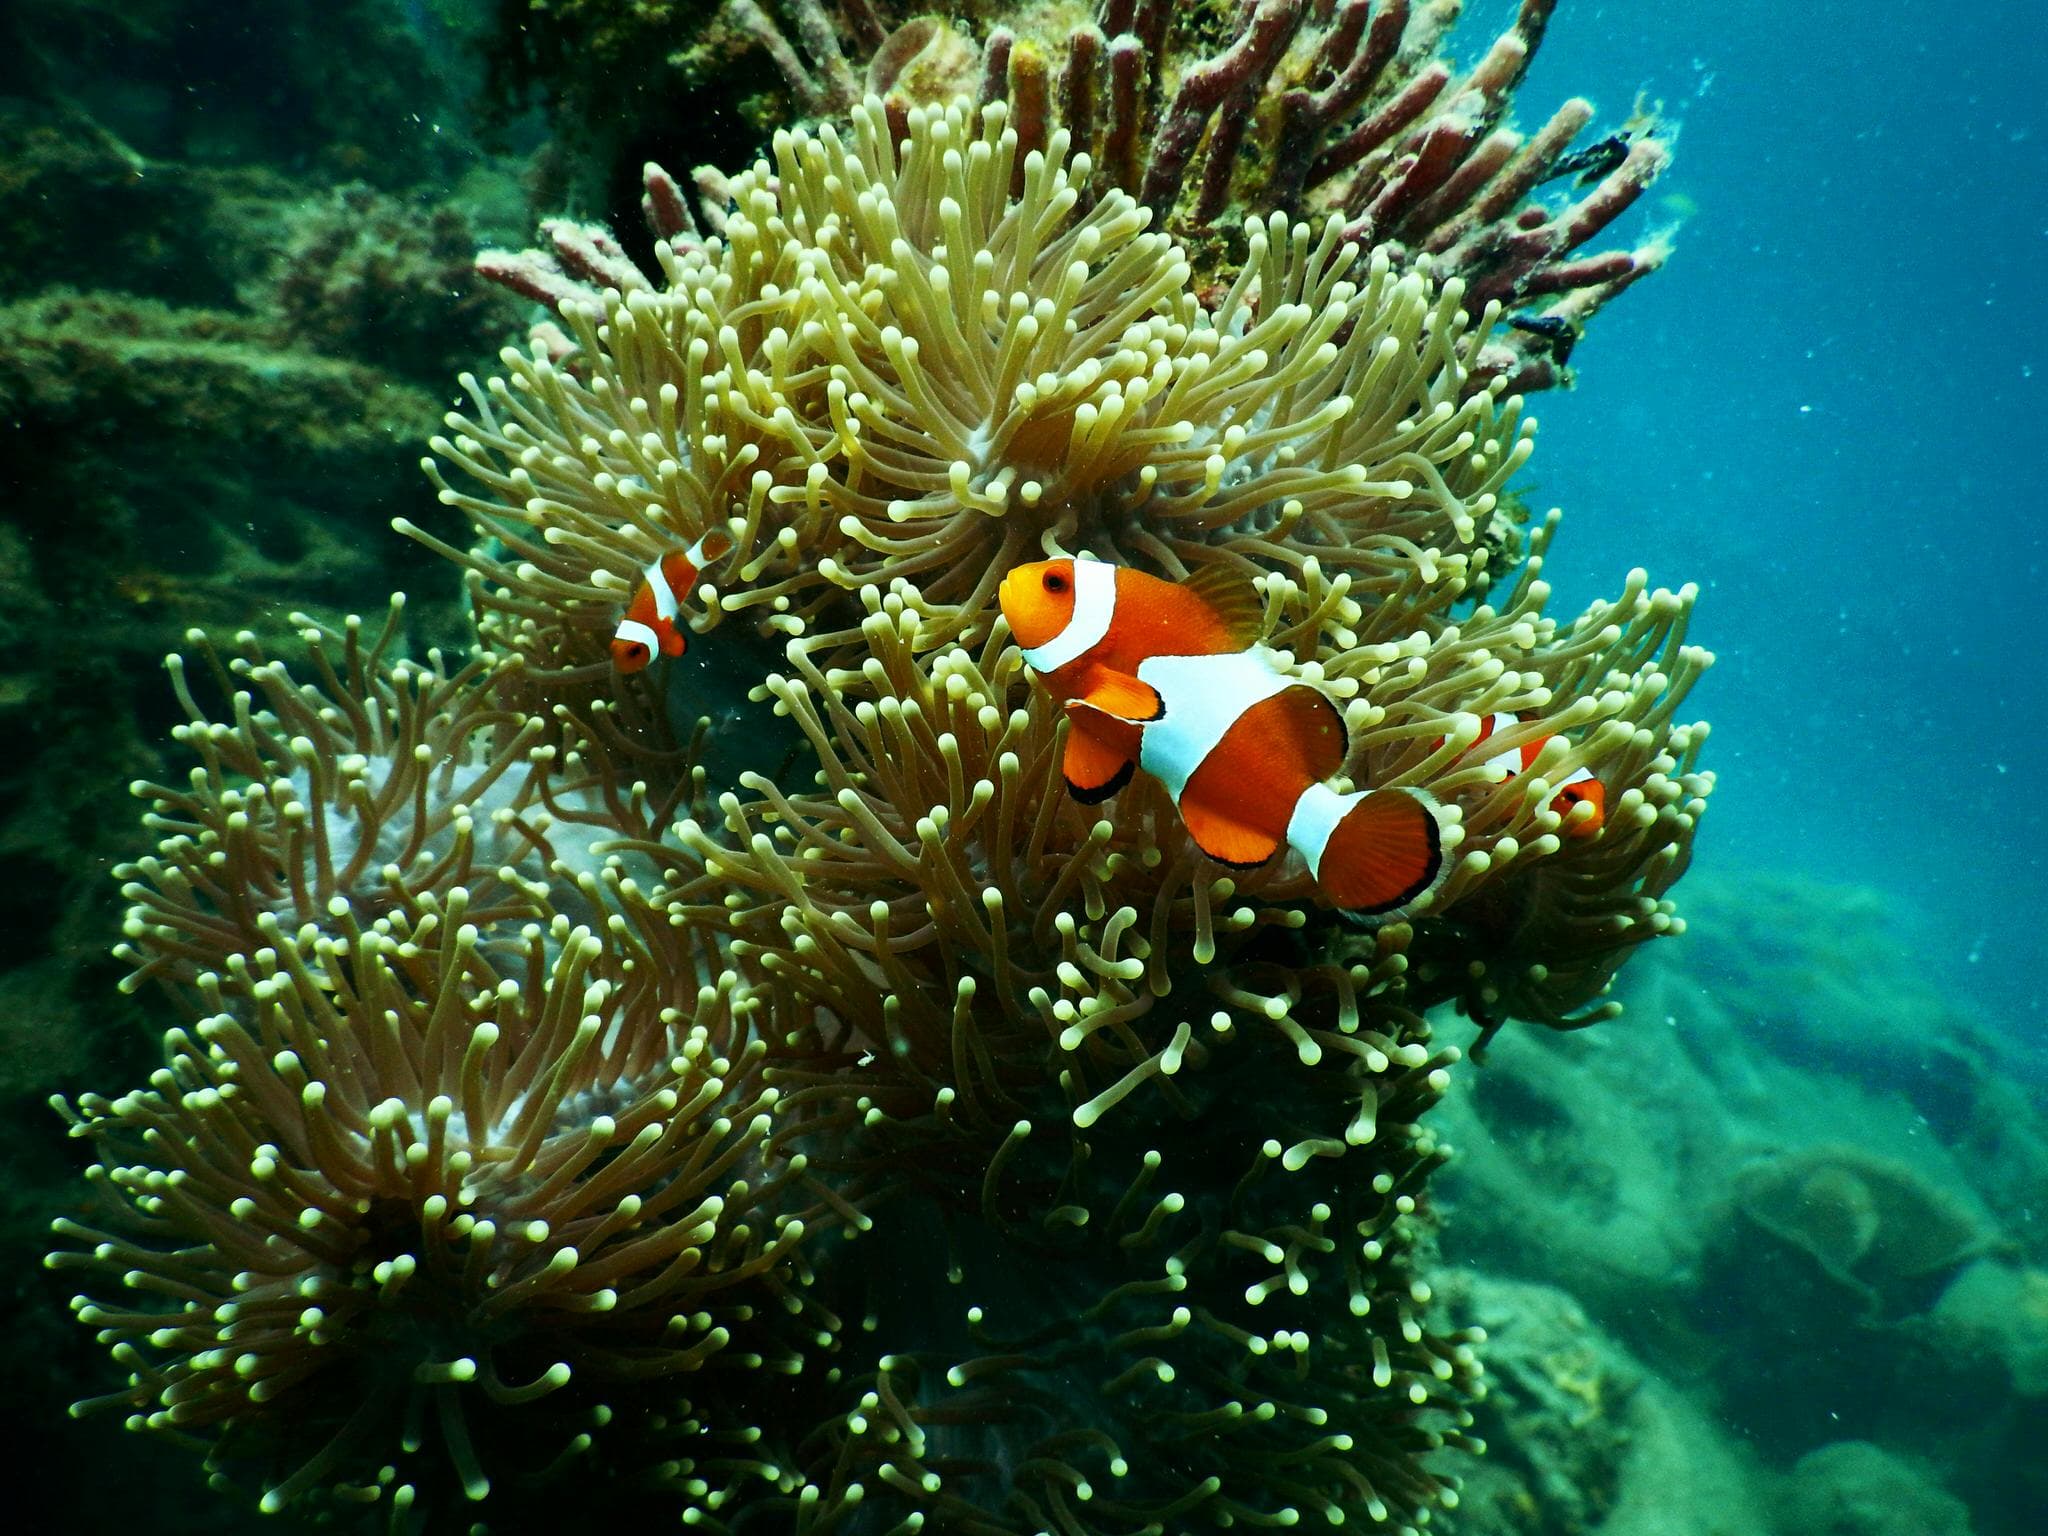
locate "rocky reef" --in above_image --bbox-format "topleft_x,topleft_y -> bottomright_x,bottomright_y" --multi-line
0,2 -> 538,1526
0,0 -> 530,1095
1435,870 -> 2048,1534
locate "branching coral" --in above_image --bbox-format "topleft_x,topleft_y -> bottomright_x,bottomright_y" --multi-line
55,18 -> 1712,1533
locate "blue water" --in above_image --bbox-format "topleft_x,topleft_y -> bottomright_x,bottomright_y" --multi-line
1463,0 -> 2048,1038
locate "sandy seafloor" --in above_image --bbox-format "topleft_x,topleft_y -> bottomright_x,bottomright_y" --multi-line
0,1 -> 2041,1532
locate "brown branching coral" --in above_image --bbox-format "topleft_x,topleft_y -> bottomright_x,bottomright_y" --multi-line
497,1 -> 1671,393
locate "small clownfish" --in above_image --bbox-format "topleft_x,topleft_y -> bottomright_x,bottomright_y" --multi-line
609,530 -> 733,674
1452,712 -> 1606,837
999,556 -> 1446,917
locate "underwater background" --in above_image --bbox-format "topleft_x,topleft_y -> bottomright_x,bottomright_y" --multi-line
0,1 -> 2041,1533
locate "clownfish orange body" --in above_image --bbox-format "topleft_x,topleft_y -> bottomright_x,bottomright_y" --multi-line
610,530 -> 732,673
999,556 -> 1446,917
1454,712 -> 1606,836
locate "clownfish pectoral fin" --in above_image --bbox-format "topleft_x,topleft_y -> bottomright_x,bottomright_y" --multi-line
1071,668 -> 1164,724
1290,783 -> 1445,916
660,623 -> 688,657
1061,715 -> 1138,803
1181,561 -> 1268,651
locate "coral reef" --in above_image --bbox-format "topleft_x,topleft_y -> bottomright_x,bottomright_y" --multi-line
1727,1142 -> 2008,1323
0,0 -> 531,1055
1931,1259 -> 2048,1400
47,76 -> 1710,1532
1444,1274 -> 1641,1532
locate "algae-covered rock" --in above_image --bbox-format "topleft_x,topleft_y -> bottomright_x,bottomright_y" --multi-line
1777,1441 -> 1973,1536
1439,1273 -> 1642,1535
1731,1142 -> 2008,1321
1433,864 -> 2048,1533
0,16 -> 540,1525
1439,1271 -> 1772,1536
1434,1015 -> 1711,1318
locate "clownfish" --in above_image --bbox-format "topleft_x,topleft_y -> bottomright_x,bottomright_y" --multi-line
1452,712 -> 1606,836
609,530 -> 733,673
999,556 -> 1446,916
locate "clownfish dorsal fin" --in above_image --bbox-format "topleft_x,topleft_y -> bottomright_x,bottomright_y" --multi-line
1180,560 -> 1267,652
1069,667 -> 1164,724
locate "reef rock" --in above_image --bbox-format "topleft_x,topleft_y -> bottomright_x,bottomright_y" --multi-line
1931,1259 -> 2048,1398
1776,1441 -> 1973,1536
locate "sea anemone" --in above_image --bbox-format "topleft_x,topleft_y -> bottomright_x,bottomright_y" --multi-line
114,601 -> 670,1000
52,879 -> 828,1524
425,98 -> 1545,685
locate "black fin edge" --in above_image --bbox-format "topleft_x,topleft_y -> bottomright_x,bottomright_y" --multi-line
1066,758 -> 1136,805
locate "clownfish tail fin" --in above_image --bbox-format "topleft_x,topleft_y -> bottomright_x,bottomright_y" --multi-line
1288,782 -> 1446,916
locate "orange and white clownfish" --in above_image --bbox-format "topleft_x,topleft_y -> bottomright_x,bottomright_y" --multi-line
609,529 -> 733,673
998,556 -> 1446,917
1452,711 -> 1606,837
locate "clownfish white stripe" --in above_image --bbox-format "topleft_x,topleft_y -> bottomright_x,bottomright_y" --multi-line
642,557 -> 682,623
1475,712 -> 1523,779
1556,764 -> 1595,789
685,532 -> 722,568
1136,649 -> 1291,804
1021,557 -> 1117,673
1286,782 -> 1357,878
615,617 -> 662,655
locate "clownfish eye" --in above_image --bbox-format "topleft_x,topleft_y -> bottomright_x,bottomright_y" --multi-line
626,644 -> 647,660
1043,570 -> 1069,594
